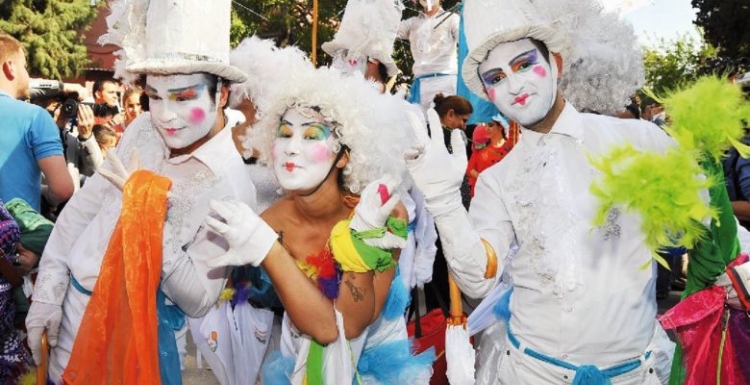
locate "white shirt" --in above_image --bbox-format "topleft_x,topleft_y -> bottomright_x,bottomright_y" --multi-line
397,9 -> 459,76
34,112 -> 256,318
465,103 -> 675,366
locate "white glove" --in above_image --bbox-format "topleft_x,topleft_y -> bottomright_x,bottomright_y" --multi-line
26,301 -> 63,365
98,148 -> 141,192
716,261 -> 750,310
205,199 -> 278,267
350,175 -> 406,249
404,108 -> 467,217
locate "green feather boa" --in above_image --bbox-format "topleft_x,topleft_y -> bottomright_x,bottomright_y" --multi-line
590,76 -> 750,264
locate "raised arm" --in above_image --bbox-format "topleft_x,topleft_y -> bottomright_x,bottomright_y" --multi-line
404,109 -> 505,298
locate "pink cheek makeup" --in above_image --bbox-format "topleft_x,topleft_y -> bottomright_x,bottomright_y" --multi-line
311,144 -> 332,163
487,88 -> 497,101
533,65 -> 547,78
189,108 -> 206,125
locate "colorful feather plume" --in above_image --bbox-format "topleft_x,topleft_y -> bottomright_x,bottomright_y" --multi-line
590,76 -> 750,265
655,76 -> 750,161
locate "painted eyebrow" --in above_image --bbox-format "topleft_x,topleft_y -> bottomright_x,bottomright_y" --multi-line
509,49 -> 538,67
166,83 -> 206,93
279,120 -> 327,128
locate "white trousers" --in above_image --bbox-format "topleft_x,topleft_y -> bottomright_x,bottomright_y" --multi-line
494,332 -> 665,385
417,74 -> 457,110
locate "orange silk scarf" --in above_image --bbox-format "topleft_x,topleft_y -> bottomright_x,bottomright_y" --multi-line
62,170 -> 172,385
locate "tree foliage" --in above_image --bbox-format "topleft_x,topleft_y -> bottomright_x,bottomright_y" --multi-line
692,0 -> 750,59
0,0 -> 100,79
641,33 -> 717,98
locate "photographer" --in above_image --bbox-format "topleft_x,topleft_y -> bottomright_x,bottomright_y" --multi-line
48,98 -> 103,179
91,78 -> 123,127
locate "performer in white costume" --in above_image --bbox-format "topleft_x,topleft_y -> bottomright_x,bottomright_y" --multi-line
24,1 -> 254,383
404,0 -> 680,383
204,61 -> 435,384
397,0 -> 460,110
186,36 -> 313,385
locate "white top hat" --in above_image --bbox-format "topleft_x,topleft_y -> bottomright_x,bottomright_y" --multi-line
321,0 -> 404,77
462,0 -> 644,115
100,0 -> 247,84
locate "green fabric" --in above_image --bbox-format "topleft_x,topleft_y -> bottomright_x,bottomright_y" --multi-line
306,341 -> 325,385
351,235 -> 397,272
669,158 -> 741,385
385,217 -> 408,239
5,198 -> 53,255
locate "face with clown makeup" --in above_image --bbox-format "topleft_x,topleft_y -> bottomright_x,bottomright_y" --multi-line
145,73 -> 226,153
419,0 -> 438,13
478,38 -> 559,128
273,107 -> 341,193
331,50 -> 368,76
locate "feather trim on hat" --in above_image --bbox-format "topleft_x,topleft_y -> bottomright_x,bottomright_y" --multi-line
98,0 -> 150,84
322,0 -> 404,77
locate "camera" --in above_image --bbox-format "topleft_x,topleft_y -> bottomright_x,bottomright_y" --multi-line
60,99 -> 118,119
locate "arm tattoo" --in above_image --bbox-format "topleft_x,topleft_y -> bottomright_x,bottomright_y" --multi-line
344,278 -> 365,302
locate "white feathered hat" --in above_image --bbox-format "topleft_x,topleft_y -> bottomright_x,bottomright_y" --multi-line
462,0 -> 644,115
99,0 -> 247,84
321,0 -> 404,77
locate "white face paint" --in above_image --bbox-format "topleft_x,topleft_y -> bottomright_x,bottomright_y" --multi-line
419,0 -> 435,12
146,73 -> 219,150
331,50 -> 368,76
273,107 -> 339,192
478,39 -> 558,127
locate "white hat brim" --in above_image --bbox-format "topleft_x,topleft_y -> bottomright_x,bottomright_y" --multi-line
126,59 -> 248,83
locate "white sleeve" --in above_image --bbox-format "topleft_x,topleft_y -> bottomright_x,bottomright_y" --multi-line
397,17 -> 412,40
434,175 -> 514,299
161,222 -> 230,318
34,173 -> 109,305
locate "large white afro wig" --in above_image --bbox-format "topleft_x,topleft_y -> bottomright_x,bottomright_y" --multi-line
228,36 -> 314,110
247,64 -> 414,195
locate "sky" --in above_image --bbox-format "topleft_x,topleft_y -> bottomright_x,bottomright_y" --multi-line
616,0 -> 702,47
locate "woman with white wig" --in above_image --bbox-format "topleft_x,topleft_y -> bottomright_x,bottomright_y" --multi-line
205,53 -> 435,384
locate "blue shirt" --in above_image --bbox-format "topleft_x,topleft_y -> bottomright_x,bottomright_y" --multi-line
0,91 -> 63,211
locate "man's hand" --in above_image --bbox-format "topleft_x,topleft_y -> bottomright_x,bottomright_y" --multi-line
98,149 -> 141,192
26,302 -> 62,365
62,83 -> 88,100
404,108 -> 467,217
76,104 -> 95,140
350,175 -> 405,249
15,244 -> 40,275
205,200 -> 278,268
716,262 -> 750,310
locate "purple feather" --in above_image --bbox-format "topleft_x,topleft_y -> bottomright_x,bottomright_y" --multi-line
318,273 -> 341,299
230,283 -> 253,308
